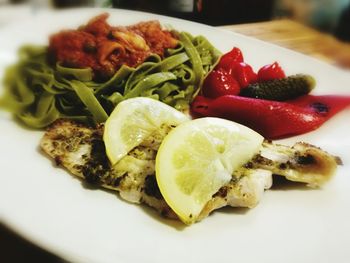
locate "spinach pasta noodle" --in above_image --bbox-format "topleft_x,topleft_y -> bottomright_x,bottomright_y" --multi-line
0,32 -> 221,128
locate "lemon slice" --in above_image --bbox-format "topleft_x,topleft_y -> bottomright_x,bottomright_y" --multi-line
155,117 -> 264,224
104,97 -> 190,165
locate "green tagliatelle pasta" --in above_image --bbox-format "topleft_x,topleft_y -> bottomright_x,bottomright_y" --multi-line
0,31 -> 221,128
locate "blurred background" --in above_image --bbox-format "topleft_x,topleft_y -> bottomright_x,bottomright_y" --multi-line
0,0 -> 349,42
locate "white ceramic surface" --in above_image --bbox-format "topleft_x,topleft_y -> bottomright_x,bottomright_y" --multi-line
0,8 -> 349,263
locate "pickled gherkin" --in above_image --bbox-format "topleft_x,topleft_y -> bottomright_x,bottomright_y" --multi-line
240,74 -> 316,101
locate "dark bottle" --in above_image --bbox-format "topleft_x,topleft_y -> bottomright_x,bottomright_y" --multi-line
197,0 -> 275,25
166,0 -> 201,21
112,0 -> 167,15
111,0 -> 275,25
112,0 -> 201,22
53,0 -> 95,8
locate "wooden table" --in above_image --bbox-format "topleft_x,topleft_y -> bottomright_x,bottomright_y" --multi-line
220,19 -> 350,68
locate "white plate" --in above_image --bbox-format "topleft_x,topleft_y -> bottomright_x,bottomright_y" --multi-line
0,8 -> 350,263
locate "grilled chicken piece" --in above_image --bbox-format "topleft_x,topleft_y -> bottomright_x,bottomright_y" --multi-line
40,119 -> 340,222
258,141 -> 341,187
199,168 -> 273,220
41,119 -> 176,218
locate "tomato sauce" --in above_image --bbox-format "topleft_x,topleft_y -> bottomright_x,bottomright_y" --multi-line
49,13 -> 178,80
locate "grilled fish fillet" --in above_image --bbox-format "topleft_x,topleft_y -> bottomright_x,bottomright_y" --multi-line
40,119 -> 340,221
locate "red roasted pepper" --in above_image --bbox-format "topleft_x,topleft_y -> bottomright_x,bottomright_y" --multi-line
191,95 -> 350,139
257,62 -> 286,82
230,62 -> 258,88
217,47 -> 244,71
202,69 -> 240,98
